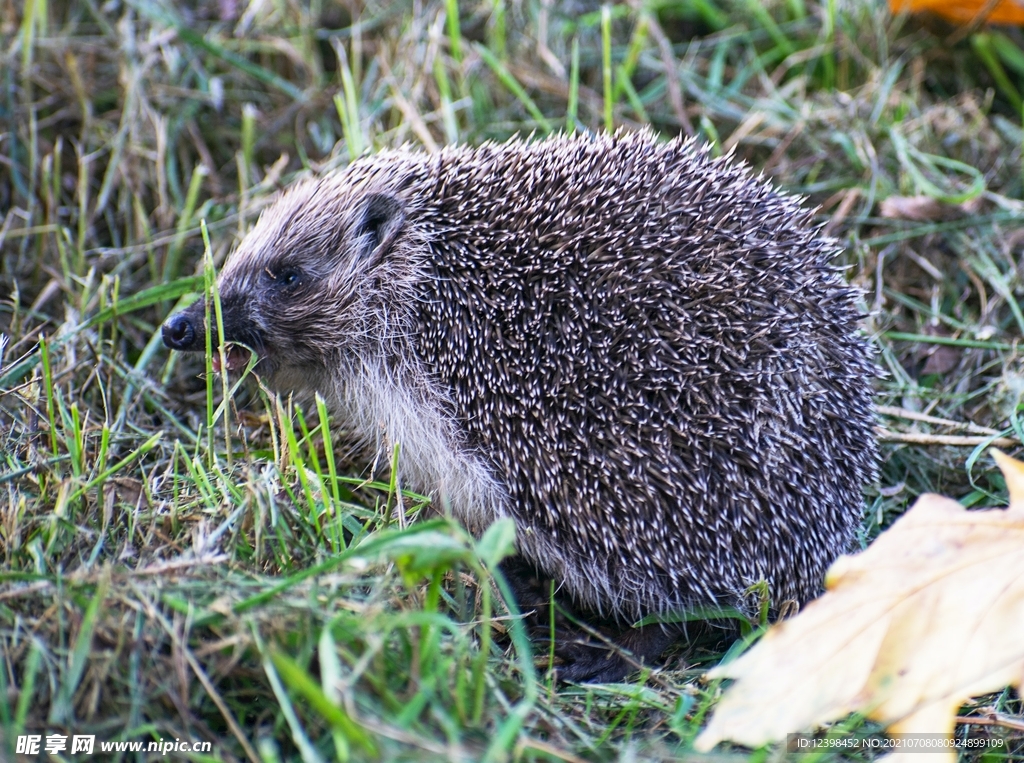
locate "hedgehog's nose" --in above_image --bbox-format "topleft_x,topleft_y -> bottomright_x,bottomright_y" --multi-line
162,313 -> 197,350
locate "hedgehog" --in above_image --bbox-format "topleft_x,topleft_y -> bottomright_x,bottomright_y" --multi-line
162,129 -> 878,682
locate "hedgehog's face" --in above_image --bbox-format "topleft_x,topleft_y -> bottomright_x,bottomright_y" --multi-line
161,180 -> 406,401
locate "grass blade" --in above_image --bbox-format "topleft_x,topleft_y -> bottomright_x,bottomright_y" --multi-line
49,568 -> 111,724
474,43 -> 552,133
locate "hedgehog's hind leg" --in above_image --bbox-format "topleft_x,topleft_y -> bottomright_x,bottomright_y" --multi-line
498,556 -> 681,683
552,622 -> 681,683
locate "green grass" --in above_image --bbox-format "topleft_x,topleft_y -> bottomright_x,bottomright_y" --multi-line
3,0 -> 1024,759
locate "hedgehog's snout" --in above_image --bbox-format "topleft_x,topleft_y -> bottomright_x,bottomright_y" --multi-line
162,312 -> 197,350
162,304 -> 206,352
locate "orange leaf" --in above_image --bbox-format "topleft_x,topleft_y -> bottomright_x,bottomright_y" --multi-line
890,0 -> 1024,25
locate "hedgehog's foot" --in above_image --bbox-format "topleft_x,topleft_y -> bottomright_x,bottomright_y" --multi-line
497,556 -> 681,683
552,623 -> 680,683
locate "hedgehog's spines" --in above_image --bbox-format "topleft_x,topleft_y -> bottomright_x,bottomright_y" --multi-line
195,129 -> 877,624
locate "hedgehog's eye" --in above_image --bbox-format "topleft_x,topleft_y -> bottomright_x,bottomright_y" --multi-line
265,266 -> 301,290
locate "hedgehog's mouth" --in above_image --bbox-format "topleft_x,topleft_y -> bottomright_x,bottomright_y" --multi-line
211,344 -> 253,373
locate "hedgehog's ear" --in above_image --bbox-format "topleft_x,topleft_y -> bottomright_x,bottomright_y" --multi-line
354,193 -> 405,260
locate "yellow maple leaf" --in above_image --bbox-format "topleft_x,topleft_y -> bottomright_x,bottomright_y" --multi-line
695,450 -> 1024,762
